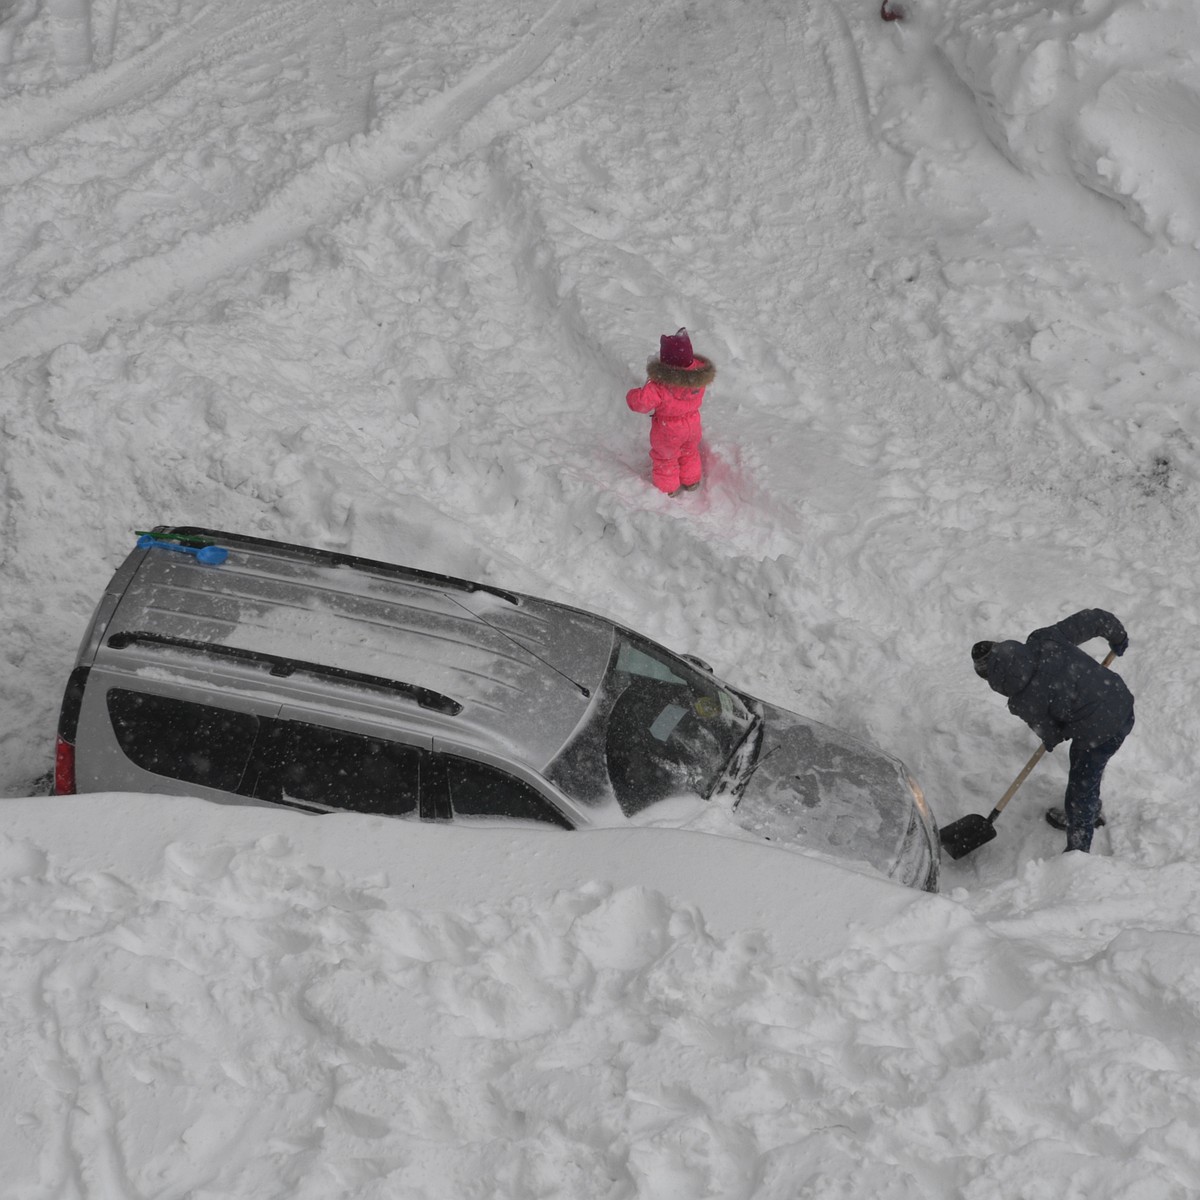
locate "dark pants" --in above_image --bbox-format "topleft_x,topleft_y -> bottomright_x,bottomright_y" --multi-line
1065,712 -> 1134,852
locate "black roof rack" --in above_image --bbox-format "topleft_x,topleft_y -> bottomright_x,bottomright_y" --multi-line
152,526 -> 520,605
106,631 -> 463,715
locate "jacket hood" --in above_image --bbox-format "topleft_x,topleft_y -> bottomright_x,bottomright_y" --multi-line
646,355 -> 716,388
986,639 -> 1035,697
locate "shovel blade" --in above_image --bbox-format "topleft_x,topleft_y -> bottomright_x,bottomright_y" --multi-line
939,813 -> 997,860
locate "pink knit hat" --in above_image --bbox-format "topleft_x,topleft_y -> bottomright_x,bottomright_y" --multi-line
659,328 -> 694,368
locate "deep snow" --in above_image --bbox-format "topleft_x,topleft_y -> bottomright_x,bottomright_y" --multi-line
4,0 -> 1200,1195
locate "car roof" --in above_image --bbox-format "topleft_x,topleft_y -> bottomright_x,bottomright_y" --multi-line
92,529 -> 615,769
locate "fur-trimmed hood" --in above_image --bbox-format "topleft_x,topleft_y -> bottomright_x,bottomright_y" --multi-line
645,356 -> 716,389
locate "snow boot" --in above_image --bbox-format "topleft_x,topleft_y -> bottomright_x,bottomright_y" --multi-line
1045,807 -> 1105,831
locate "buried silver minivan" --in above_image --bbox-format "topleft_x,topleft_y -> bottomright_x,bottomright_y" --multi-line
54,528 -> 939,891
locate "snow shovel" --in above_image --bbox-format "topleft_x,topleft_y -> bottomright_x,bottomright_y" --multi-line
940,648 -> 1118,860
135,533 -> 228,566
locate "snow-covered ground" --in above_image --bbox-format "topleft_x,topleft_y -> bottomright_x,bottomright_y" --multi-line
4,0 -> 1200,1194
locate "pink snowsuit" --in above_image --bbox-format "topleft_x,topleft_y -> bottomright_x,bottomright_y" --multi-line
626,355 -> 716,494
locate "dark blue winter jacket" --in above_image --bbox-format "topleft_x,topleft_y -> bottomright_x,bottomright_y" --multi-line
985,609 -> 1134,751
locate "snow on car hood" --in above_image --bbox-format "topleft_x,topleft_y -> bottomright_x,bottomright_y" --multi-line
728,701 -> 916,875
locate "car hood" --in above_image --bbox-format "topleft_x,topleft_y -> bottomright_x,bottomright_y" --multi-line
727,701 -> 920,880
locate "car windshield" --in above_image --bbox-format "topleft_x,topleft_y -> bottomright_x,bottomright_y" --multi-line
545,632 -> 757,817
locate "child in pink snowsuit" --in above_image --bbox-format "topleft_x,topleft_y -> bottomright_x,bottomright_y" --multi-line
626,328 -> 716,496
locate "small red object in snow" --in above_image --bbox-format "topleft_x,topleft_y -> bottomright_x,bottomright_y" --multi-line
881,0 -> 905,19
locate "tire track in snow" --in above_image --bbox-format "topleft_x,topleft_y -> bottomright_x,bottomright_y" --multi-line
0,0 -> 626,368
812,0 -> 880,149
0,1 -> 273,145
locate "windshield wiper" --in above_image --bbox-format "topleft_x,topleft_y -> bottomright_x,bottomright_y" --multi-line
705,707 -> 764,800
730,742 -> 779,809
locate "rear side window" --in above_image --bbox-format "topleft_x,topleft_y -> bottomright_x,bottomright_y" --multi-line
273,722 -> 420,817
446,757 -> 572,829
107,689 -> 258,794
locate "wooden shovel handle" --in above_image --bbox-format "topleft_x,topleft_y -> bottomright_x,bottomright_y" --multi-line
990,648 -> 1118,819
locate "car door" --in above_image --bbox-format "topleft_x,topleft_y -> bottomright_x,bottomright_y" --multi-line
99,684 -> 279,803
426,751 -> 575,830
252,711 -> 431,817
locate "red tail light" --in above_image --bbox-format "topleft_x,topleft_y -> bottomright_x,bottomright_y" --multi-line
54,737 -> 77,795
55,666 -> 89,795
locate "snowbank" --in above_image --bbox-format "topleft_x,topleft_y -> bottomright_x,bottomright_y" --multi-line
927,0 -> 1200,245
5,796 -> 1200,1197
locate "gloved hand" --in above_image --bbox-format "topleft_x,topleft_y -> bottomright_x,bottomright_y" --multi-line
1110,634 -> 1129,657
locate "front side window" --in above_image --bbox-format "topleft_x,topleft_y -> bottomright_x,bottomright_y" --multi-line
107,689 -> 259,794
445,756 -> 572,829
272,722 -> 420,817
545,634 -> 756,817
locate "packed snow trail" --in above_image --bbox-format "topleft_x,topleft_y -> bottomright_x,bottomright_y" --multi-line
0,0 -> 667,365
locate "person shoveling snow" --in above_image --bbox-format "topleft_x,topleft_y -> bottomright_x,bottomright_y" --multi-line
971,609 -> 1134,853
